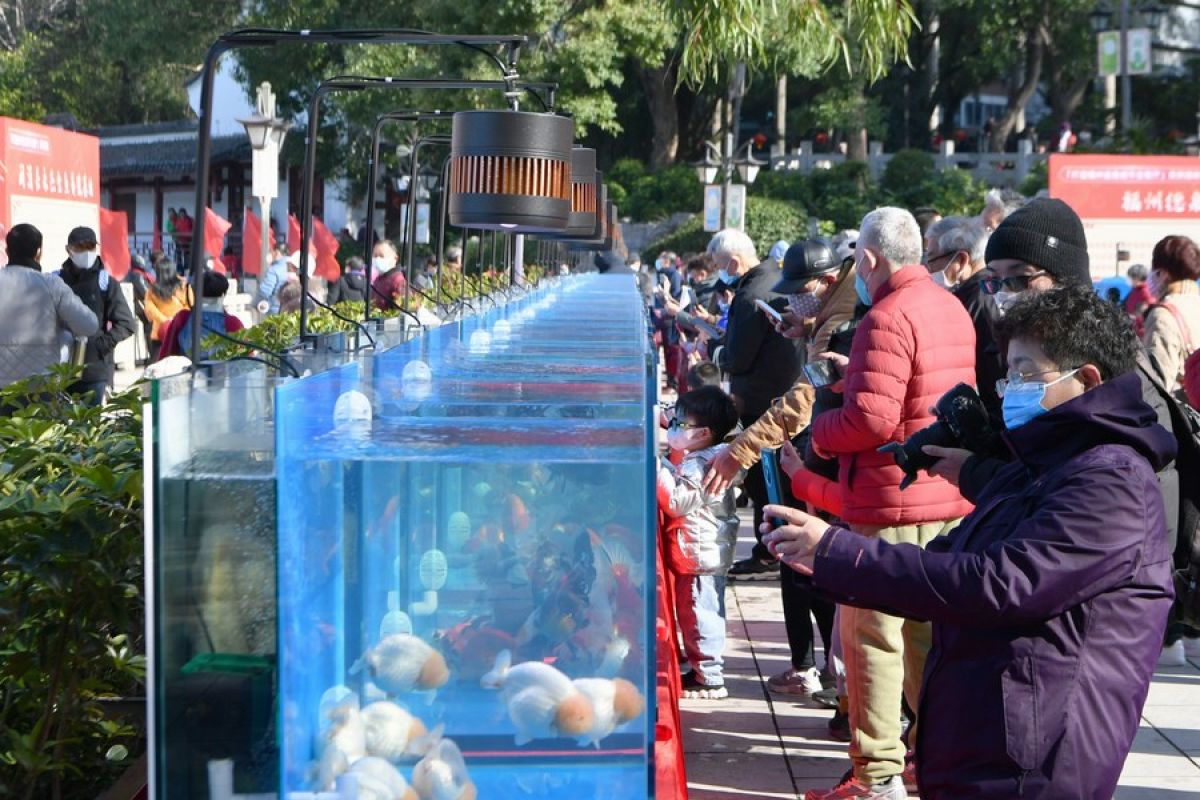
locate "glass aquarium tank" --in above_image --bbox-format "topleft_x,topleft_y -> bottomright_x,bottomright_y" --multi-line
149,274 -> 656,799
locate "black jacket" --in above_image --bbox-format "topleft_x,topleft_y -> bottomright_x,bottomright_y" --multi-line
328,272 -> 368,305
57,257 -> 136,383
953,271 -> 1004,421
717,260 -> 802,421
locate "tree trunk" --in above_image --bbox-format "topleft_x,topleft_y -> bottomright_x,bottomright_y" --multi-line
638,63 -> 679,170
990,25 -> 1047,151
848,128 -> 868,161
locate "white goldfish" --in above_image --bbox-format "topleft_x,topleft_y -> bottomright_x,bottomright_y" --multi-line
355,634 -> 450,697
571,677 -> 645,748
348,756 -> 419,800
480,650 -> 594,746
361,701 -> 439,762
411,737 -> 476,800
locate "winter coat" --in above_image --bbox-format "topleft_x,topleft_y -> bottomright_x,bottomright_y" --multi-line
952,270 -> 1004,421
158,306 -> 245,360
56,257 -> 135,384
810,264 -> 976,526
724,273 -> 857,469
328,272 -> 368,305
716,260 -> 803,421
257,257 -> 290,314
0,261 -> 99,388
144,283 -> 192,341
1144,286 -> 1200,395
658,444 -> 743,575
808,371 -> 1176,800
372,268 -> 408,310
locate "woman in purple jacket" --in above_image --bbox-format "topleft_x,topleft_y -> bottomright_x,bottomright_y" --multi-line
766,287 -> 1176,800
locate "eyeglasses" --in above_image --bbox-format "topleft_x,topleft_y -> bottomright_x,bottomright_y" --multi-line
923,251 -> 957,268
995,367 -> 1079,398
980,271 -> 1048,295
667,416 -> 703,430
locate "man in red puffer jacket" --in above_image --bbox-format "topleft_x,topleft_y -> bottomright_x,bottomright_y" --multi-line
803,207 -> 976,800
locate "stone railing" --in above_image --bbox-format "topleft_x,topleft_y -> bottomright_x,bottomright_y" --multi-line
770,140 -> 1047,187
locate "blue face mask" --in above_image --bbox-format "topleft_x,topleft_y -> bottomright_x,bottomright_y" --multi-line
1001,369 -> 1079,430
855,272 -> 873,306
718,269 -> 735,286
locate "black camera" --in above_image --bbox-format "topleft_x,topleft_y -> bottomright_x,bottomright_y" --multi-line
879,383 -> 1002,489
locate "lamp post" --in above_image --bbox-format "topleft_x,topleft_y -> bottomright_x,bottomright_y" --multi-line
238,83 -> 288,294
693,136 -> 764,231
1091,1 -> 1166,132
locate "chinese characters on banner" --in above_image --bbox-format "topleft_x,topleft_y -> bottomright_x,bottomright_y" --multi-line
0,116 -> 100,265
1049,154 -> 1200,276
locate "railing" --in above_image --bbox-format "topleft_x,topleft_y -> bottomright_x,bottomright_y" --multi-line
770,140 -> 1047,187
127,231 -> 245,265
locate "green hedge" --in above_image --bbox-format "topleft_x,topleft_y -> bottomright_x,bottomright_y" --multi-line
604,158 -> 703,222
645,196 -> 807,257
0,370 -> 145,799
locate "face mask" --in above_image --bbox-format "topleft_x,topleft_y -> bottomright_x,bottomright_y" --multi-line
1001,369 -> 1079,430
931,270 -> 953,290
788,292 -> 823,319
855,272 -> 873,306
667,426 -> 708,452
70,250 -> 97,270
372,256 -> 394,273
992,290 -> 1017,317
718,269 -> 736,286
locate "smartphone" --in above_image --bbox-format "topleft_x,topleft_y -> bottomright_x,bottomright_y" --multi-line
754,298 -> 784,323
760,447 -> 786,532
803,358 -> 838,389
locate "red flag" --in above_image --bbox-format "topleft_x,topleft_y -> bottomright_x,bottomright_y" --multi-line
99,208 -> 131,280
242,208 -> 276,276
312,218 -> 342,282
204,207 -> 233,275
287,213 -> 301,253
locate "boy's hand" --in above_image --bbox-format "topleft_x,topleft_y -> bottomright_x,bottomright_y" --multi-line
759,504 -> 831,576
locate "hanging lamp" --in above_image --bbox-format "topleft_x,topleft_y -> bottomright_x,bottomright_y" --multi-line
448,109 -> 574,231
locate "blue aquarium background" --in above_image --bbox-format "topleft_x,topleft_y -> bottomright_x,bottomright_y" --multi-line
150,275 -> 656,799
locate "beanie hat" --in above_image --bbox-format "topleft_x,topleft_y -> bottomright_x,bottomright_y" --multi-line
984,197 -> 1090,287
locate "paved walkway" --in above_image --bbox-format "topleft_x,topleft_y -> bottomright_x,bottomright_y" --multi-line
681,512 -> 1200,799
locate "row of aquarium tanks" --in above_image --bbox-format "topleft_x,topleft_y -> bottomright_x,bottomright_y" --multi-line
148,274 -> 657,800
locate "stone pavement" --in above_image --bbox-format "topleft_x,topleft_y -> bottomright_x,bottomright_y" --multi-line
680,512 -> 1200,799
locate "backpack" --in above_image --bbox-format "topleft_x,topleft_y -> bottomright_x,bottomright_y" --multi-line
176,309 -> 228,361
1141,357 -> 1200,627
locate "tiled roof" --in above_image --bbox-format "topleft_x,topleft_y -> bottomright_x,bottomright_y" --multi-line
92,120 -> 199,139
100,134 -> 250,178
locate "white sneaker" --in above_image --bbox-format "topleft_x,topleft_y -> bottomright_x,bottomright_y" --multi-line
1184,637 -> 1200,661
767,666 -> 823,695
1159,639 -> 1187,667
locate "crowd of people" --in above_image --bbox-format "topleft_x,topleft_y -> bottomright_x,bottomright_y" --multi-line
653,197 -> 1200,799
0,214 -> 484,402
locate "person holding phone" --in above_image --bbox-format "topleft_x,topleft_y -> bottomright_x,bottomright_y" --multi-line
705,229 -> 803,580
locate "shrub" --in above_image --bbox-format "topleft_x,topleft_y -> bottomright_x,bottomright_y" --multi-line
644,197 -> 807,258
881,149 -> 937,208
0,369 -> 145,799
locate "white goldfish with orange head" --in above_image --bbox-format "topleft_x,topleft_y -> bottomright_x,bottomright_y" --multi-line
353,634 -> 450,698
480,649 -> 595,746
411,737 -> 476,800
571,677 -> 645,747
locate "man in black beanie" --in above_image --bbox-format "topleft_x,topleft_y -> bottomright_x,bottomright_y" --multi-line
979,197 -> 1092,314
923,197 -> 1180,601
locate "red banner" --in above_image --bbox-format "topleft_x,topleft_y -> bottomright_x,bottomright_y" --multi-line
1049,154 -> 1200,219
287,213 -> 301,253
312,217 -> 342,281
99,208 -> 131,280
204,207 -> 233,275
242,208 -> 275,276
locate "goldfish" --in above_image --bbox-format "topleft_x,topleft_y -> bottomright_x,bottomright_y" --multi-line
507,493 -> 531,534
411,737 -> 477,800
314,704 -> 366,790
571,677 -> 645,748
348,756 -> 419,800
361,701 -> 437,762
354,634 -> 450,697
480,649 -> 594,746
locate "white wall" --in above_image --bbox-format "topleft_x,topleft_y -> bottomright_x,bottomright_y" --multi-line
186,56 -> 257,138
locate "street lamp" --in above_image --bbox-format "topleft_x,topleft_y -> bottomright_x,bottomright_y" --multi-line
692,137 -> 764,231
1092,1 -> 1165,132
238,82 -> 289,293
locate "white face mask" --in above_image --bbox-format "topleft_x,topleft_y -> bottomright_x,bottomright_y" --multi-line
70,250 -> 98,270
372,256 -> 394,273
666,425 -> 709,453
1147,270 -> 1166,299
993,290 -> 1018,317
